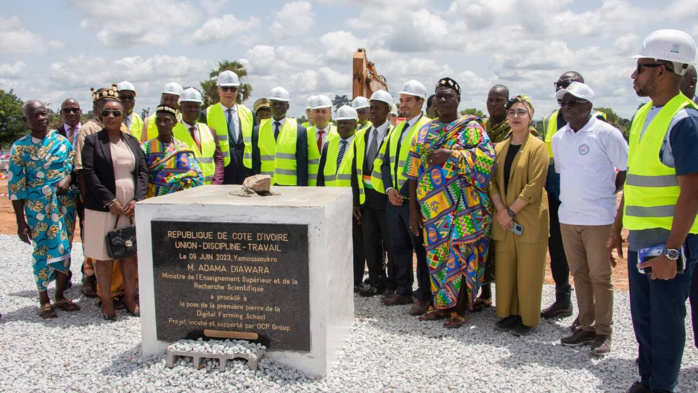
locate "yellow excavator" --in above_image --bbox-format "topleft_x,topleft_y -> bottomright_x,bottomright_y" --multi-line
352,48 -> 388,99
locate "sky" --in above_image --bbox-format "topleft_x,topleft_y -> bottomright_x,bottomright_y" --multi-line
1,0 -> 697,120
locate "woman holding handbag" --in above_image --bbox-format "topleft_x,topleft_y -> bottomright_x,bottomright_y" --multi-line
82,99 -> 148,320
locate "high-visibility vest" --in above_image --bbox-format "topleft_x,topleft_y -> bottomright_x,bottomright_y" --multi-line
322,137 -> 354,187
206,103 -> 253,169
353,127 -> 370,205
357,121 -> 372,134
142,112 -> 181,143
306,124 -> 337,186
259,118 -> 305,186
126,113 -> 144,141
543,110 -> 608,158
623,95 -> 698,232
301,121 -> 311,129
172,122 -> 217,185
371,116 -> 430,194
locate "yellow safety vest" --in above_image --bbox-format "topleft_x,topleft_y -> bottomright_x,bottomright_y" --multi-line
306,124 -> 337,186
323,137 -> 354,187
624,95 -> 698,232
142,112 -> 181,143
301,121 -> 311,129
173,122 -> 217,185
353,127 -> 369,205
126,113 -> 144,141
259,118 -> 306,186
206,103 -> 253,169
371,116 -> 430,194
543,110 -> 608,158
357,121 -> 372,134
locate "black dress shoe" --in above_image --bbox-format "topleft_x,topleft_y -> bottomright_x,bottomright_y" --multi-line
381,294 -> 413,306
511,321 -> 534,337
626,381 -> 650,393
359,286 -> 381,297
494,315 -> 521,331
541,301 -> 573,318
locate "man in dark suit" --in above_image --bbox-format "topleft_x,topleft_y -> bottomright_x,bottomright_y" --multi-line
58,98 -> 82,145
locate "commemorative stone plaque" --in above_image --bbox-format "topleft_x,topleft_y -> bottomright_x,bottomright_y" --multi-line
151,221 -> 309,351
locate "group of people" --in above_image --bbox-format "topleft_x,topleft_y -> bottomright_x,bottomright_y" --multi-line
6,28 -> 698,392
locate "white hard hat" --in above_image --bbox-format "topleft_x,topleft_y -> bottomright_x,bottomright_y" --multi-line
312,95 -> 332,110
390,104 -> 398,116
335,105 -> 358,121
351,96 -> 370,110
555,82 -> 595,104
370,90 -> 393,106
305,95 -> 316,110
398,80 -> 427,100
632,29 -> 697,75
217,70 -> 240,87
162,82 -> 183,96
269,86 -> 290,102
178,88 -> 203,104
117,80 -> 136,93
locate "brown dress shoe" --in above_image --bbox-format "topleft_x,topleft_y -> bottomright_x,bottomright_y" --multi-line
590,334 -> 612,356
408,300 -> 430,316
381,294 -> 413,306
561,329 -> 596,347
541,301 -> 573,318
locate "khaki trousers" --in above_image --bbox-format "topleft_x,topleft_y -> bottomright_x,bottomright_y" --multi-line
494,234 -> 547,327
560,224 -> 614,336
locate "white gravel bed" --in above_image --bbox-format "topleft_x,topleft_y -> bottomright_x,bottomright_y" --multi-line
0,234 -> 697,392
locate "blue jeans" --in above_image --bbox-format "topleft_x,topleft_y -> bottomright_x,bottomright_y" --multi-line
628,234 -> 698,392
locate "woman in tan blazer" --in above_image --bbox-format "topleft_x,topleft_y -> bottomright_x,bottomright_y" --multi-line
489,95 -> 549,336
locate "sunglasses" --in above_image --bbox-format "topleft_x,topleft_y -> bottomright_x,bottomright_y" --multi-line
101,109 -> 122,117
554,80 -> 572,89
507,110 -> 529,117
356,109 -> 368,114
559,100 -> 587,108
118,94 -> 135,101
636,62 -> 672,74
220,86 -> 238,92
62,108 -> 80,114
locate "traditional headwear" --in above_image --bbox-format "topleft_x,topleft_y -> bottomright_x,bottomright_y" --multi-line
253,98 -> 270,113
91,84 -> 119,102
156,105 -> 177,117
435,77 -> 461,97
506,94 -> 535,117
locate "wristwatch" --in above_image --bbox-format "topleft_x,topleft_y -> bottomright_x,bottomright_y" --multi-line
662,248 -> 680,261
507,208 -> 515,217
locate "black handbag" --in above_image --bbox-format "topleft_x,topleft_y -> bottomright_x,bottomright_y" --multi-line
105,216 -> 137,259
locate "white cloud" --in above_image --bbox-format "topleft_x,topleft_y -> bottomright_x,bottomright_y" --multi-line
200,0 -> 228,16
320,31 -> 367,61
68,0 -> 200,47
0,61 -> 26,78
192,14 -> 260,44
0,16 -> 63,54
270,1 -> 314,40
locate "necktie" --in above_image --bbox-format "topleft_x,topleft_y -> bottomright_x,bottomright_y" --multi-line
226,108 -> 236,144
366,128 -> 378,171
274,122 -> 281,141
317,130 -> 325,153
337,140 -> 348,168
190,126 -> 201,152
125,116 -> 131,130
394,122 -> 409,188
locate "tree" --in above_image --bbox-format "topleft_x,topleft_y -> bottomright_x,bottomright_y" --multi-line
459,108 -> 485,118
332,94 -> 350,110
594,107 -> 631,140
200,60 -> 253,108
0,89 -> 25,149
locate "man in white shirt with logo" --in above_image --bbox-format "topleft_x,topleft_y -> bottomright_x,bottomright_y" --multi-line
552,82 -> 628,356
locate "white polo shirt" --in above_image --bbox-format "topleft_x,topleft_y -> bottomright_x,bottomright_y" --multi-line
552,116 -> 628,225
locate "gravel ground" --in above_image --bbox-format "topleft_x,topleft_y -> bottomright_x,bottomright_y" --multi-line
1,234 -> 697,393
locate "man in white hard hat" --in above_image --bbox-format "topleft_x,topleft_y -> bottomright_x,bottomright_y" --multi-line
351,96 -> 372,133
116,81 -> 143,141
681,65 -> 697,104
553,82 -> 628,355
252,86 -> 310,186
389,103 -> 399,126
371,81 -> 433,313
302,96 -> 316,129
200,70 -> 254,185
353,89 -> 394,297
174,88 -> 224,185
141,82 -> 183,143
306,95 -> 337,185
607,29 -> 698,393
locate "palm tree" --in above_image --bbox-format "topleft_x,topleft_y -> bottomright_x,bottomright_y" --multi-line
200,61 -> 253,107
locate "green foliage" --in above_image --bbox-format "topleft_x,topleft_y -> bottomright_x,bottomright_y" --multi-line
594,107 -> 631,140
200,60 -> 253,108
332,95 -> 350,110
459,108 -> 486,118
0,89 -> 26,149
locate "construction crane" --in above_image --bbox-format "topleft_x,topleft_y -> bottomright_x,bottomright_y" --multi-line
352,48 -> 388,99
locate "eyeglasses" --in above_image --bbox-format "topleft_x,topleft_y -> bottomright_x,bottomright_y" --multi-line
559,100 -> 587,108
356,109 -> 367,115
220,86 -> 238,92
62,108 -> 80,114
554,80 -> 572,89
101,109 -> 122,117
507,110 -> 529,117
636,62 -> 673,74
118,94 -> 135,101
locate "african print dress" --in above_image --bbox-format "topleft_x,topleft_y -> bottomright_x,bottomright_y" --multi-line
8,131 -> 78,291
404,115 -> 496,310
141,138 -> 204,198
